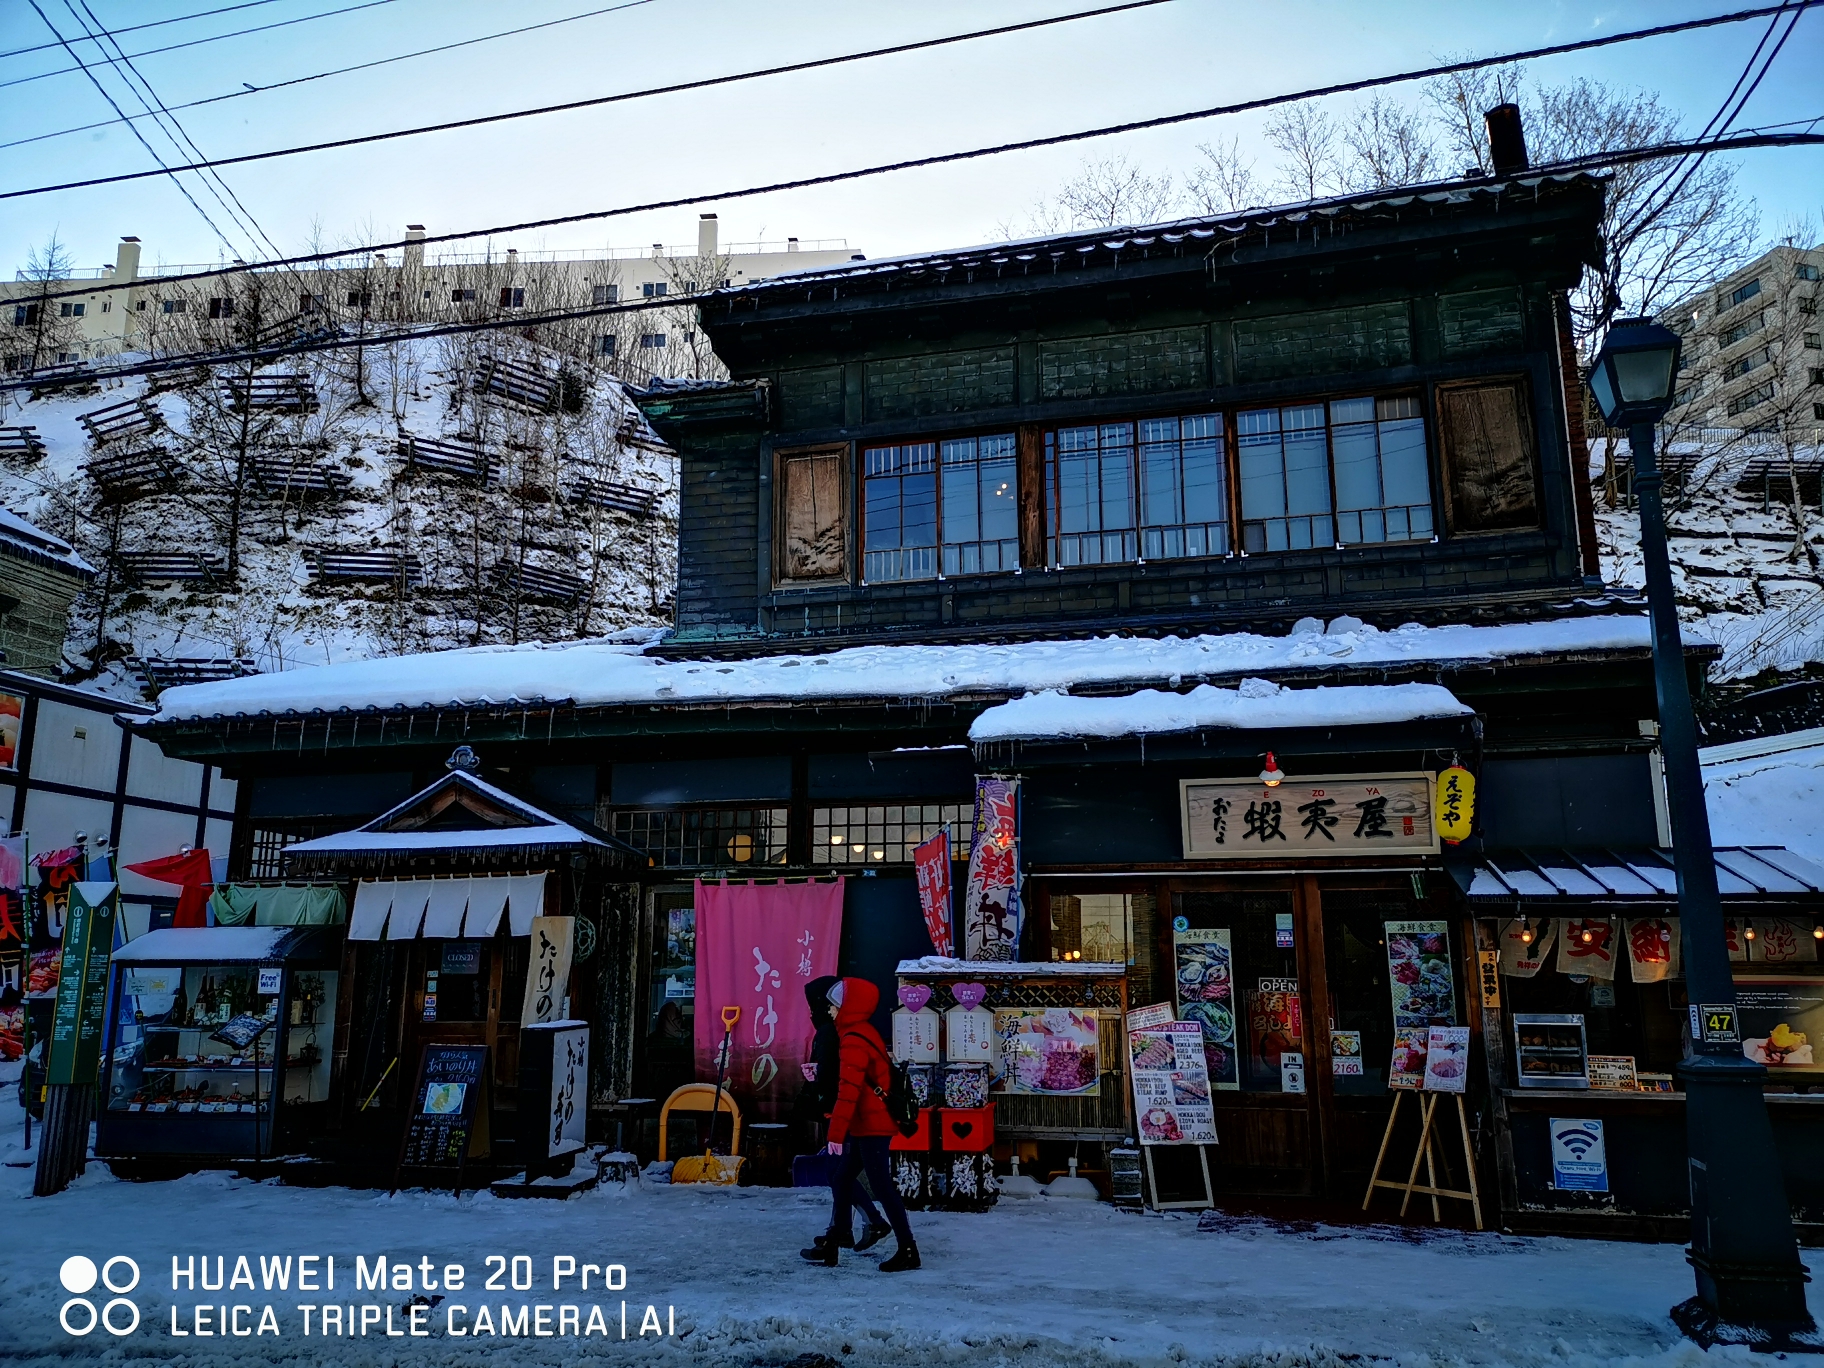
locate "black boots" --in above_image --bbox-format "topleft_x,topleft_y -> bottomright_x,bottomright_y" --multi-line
854,1218 -> 893,1252
799,1240 -> 838,1266
878,1242 -> 921,1272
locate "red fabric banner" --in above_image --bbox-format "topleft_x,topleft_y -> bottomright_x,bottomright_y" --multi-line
126,848 -> 214,928
913,831 -> 953,956
693,877 -> 844,1119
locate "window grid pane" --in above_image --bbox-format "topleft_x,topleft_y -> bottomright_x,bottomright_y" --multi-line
1048,424 -> 1138,566
611,808 -> 790,868
1137,413 -> 1230,561
863,442 -> 937,583
939,434 -> 1019,577
811,803 -> 971,865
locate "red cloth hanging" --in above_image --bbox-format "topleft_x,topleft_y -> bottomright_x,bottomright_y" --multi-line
126,848 -> 214,928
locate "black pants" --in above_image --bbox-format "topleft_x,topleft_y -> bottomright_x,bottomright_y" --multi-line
831,1136 -> 914,1250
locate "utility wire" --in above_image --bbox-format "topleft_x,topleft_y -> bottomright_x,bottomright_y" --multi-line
22,0 -> 248,260
0,0 -> 408,90
61,0 -> 281,262
0,0 -> 290,60
4,1 -> 1814,206
9,126 -> 1820,396
3,0 -> 658,150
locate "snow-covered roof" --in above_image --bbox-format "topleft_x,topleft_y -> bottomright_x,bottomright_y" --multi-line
896,957 -> 1127,977
0,505 -> 94,579
1453,846 -> 1824,901
116,926 -> 295,963
1704,731 -> 1824,866
285,769 -> 606,856
969,680 -> 1471,744
147,615 -> 1665,724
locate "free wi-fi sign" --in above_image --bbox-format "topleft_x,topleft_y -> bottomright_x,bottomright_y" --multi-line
1550,1119 -> 1609,1192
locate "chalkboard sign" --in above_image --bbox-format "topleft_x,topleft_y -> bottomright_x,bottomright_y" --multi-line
393,1043 -> 488,1194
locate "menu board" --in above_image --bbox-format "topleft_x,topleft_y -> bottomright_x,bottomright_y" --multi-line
1128,1021 -> 1217,1146
996,1007 -> 1100,1095
1173,927 -> 1239,1091
1422,1026 -> 1470,1092
399,1044 -> 488,1170
1384,920 -> 1455,1086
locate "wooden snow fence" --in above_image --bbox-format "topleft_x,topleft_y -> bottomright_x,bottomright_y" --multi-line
1736,455 -> 1824,509
131,656 -> 258,691
396,431 -> 494,484
0,425 -> 45,465
493,559 -> 587,606
563,475 -> 661,519
472,353 -> 559,412
79,395 -> 163,446
250,450 -> 349,500
309,548 -> 424,590
86,446 -> 181,503
117,551 -> 226,585
222,372 -> 319,414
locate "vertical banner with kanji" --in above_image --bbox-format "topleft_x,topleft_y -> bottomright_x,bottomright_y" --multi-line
693,878 -> 844,1119
962,777 -> 1022,961
47,881 -> 118,1087
913,830 -> 954,957
520,916 -> 576,1027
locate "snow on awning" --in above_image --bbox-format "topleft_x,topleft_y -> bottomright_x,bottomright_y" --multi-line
347,873 -> 547,941
967,680 -> 1471,744
116,926 -> 303,963
897,956 -> 1126,977
1450,847 -> 1824,903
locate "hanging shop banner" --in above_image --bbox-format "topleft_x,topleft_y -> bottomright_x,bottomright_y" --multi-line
1434,766 -> 1475,844
1549,1118 -> 1609,1192
1422,1025 -> 1470,1092
520,915 -> 576,1028
1722,919 -> 1750,963
693,877 -> 843,1118
1129,1020 -> 1218,1145
912,830 -> 955,957
1498,917 -> 1556,977
1625,917 -> 1681,983
1736,978 -> 1824,1075
962,778 -> 1021,960
1180,773 -> 1438,860
1173,926 -> 1239,1091
124,848 -> 214,929
1748,919 -> 1820,965
46,881 -> 119,1087
1386,921 -> 1456,1029
996,1006 -> 1100,1095
1555,918 -> 1618,981
1248,978 -> 1303,1085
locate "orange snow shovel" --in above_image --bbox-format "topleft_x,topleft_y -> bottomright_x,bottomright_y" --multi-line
672,1005 -> 745,1185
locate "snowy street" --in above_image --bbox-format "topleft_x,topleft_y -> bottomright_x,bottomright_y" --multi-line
0,1072 -> 1724,1368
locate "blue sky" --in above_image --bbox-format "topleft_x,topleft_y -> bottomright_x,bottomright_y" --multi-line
0,0 -> 1819,274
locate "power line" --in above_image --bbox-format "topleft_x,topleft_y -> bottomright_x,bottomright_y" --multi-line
3,0 -> 658,151
0,0 -> 409,90
22,0 -> 248,260
4,1 -> 1814,208
0,0 -> 290,60
8,126 -> 1819,396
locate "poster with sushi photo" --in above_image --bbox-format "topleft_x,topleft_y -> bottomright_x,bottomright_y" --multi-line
1173,926 -> 1240,1091
1128,1019 -> 1217,1145
1385,920 -> 1457,1031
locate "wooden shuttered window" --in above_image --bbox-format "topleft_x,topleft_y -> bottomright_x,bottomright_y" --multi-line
1435,378 -> 1540,534
776,444 -> 849,584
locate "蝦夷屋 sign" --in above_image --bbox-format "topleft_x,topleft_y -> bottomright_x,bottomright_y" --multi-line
1180,774 -> 1438,860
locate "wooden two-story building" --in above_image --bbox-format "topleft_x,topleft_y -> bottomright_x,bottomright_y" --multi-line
133,168 -> 1824,1233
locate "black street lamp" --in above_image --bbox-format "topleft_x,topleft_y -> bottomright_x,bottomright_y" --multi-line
1589,318 -> 1812,1343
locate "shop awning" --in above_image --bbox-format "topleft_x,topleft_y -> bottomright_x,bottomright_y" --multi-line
114,926 -> 337,963
347,872 -> 547,941
1449,846 -> 1824,904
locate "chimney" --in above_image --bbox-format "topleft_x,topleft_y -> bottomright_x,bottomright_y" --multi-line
506,248 -> 519,268
403,224 -> 425,270
652,243 -> 665,259
115,236 -> 141,281
1485,104 -> 1529,177
698,213 -> 718,258
787,237 -> 800,253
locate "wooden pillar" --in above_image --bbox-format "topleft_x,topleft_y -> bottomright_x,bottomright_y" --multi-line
1294,874 -> 1338,1198
1016,425 -> 1045,568
1473,916 -> 1520,1221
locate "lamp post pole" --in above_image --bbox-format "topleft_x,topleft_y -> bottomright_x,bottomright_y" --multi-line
1630,417 -> 1812,1339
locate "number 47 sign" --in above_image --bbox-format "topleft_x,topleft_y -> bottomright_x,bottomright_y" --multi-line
1692,1004 -> 1739,1045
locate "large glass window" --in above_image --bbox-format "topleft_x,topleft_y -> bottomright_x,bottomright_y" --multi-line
864,436 -> 1017,582
1330,395 -> 1433,544
1048,422 -> 1136,566
1238,403 -> 1334,551
811,803 -> 970,864
1239,396 -> 1433,552
1139,414 -> 1229,558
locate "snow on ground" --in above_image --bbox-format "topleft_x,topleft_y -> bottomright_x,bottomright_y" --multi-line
1704,730 -> 1824,865
149,616 -> 1663,723
0,1071 -> 1716,1368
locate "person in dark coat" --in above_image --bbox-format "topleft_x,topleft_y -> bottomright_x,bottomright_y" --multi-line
801,977 -> 919,1271
802,975 -> 889,1251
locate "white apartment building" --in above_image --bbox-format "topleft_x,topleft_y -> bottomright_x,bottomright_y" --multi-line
1658,241 -> 1824,434
3,214 -> 860,375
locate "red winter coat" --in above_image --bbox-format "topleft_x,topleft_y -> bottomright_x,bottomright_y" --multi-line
826,977 -> 895,1144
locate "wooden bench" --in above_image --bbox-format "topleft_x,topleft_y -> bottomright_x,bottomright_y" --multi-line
563,476 -> 660,518
222,372 -> 320,414
310,549 -> 424,588
79,395 -> 163,446
131,656 -> 258,691
1736,456 -> 1824,508
117,552 -> 225,585
87,446 -> 180,502
396,432 -> 494,483
473,354 -> 559,411
251,451 -> 348,498
495,560 -> 586,605
0,425 -> 45,463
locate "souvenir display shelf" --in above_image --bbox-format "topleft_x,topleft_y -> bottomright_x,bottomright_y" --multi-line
1512,1012 -> 1590,1090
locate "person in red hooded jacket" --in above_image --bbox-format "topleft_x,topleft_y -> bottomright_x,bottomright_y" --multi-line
801,977 -> 919,1271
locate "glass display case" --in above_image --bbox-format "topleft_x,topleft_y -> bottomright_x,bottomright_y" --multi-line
97,927 -> 340,1163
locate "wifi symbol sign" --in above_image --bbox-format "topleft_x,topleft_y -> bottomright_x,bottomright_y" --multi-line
1556,1128 -> 1598,1158
1550,1119 -> 1608,1191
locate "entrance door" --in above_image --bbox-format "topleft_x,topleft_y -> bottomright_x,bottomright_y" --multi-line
1171,889 -> 1318,1196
